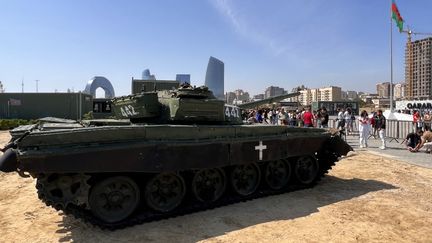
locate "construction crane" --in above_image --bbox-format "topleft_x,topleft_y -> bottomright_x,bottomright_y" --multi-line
401,27 -> 432,99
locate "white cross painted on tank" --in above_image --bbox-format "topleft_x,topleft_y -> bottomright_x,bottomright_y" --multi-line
255,141 -> 267,161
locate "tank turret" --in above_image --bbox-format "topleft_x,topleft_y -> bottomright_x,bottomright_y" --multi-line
112,83 -> 300,124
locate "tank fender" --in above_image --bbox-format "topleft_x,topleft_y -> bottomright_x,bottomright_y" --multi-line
0,149 -> 18,173
327,135 -> 353,156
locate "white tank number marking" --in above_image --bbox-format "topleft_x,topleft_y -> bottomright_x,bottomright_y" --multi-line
225,106 -> 239,118
255,141 -> 267,161
120,105 -> 139,117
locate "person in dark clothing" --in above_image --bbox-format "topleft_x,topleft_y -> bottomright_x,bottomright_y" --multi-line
374,109 -> 386,149
255,110 -> 263,123
404,130 -> 423,151
320,107 -> 329,128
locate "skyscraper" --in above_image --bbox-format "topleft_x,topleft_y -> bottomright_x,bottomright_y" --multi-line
205,56 -> 224,100
176,74 -> 191,84
393,83 -> 405,99
264,86 -> 286,98
405,37 -> 432,99
376,82 -> 391,98
142,69 -> 156,80
298,86 -> 342,106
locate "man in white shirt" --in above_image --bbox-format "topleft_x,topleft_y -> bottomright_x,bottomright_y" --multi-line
336,108 -> 345,129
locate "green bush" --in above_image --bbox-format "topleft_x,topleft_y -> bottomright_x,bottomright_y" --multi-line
0,119 -> 36,130
82,111 -> 93,120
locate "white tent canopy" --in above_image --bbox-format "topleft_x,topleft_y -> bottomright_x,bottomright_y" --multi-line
383,110 -> 412,121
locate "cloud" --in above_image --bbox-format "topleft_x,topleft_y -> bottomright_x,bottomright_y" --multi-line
210,0 -> 290,57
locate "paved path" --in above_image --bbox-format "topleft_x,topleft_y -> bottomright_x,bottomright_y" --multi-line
345,133 -> 432,169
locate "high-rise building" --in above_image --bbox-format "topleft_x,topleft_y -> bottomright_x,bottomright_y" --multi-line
0,81 -> 4,93
299,89 -> 319,106
205,56 -> 224,100
142,69 -> 156,80
176,74 -> 191,84
264,86 -> 286,98
376,82 -> 391,98
393,83 -> 405,100
253,94 -> 265,100
319,86 -> 342,101
298,86 -> 341,106
234,89 -> 250,101
405,37 -> 432,99
225,89 -> 250,104
344,91 -> 358,100
225,92 -> 236,104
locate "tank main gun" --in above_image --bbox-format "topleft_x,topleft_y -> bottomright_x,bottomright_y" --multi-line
237,92 -> 300,110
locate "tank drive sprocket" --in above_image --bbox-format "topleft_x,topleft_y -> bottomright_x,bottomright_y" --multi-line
36,173 -> 91,210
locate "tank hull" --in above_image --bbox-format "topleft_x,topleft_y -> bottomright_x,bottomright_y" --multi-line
11,125 -> 348,173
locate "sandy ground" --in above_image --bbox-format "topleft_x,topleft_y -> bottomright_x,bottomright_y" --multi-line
0,131 -> 432,243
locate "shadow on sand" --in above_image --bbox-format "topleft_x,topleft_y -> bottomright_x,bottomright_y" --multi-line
56,176 -> 397,242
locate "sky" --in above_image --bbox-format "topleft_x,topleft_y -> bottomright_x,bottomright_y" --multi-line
1,0 -> 431,97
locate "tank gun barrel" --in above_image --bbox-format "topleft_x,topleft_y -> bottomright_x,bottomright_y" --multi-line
237,92 -> 300,109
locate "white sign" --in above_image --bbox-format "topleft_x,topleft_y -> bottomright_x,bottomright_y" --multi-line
396,100 -> 432,110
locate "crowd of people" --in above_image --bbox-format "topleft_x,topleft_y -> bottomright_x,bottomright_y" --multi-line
411,110 -> 432,132
338,108 -> 431,153
245,106 -> 432,155
245,107 -> 329,128
403,110 -> 432,154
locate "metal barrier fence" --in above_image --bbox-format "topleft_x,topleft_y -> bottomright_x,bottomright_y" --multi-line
327,119 -> 358,132
327,119 -> 416,141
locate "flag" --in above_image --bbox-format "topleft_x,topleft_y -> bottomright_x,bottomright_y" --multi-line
392,0 -> 404,32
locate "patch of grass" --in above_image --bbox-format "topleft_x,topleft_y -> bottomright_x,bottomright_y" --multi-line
0,119 -> 36,130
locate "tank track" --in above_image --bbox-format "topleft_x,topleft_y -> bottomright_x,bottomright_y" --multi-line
36,152 -> 339,230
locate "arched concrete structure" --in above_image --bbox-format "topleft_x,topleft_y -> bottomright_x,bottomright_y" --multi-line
83,76 -> 115,98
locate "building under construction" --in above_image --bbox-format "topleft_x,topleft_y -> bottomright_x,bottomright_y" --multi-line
405,37 -> 432,99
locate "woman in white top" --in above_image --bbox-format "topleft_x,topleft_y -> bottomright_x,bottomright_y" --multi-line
358,110 -> 370,148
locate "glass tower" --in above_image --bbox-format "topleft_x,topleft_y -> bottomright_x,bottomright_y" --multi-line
204,56 -> 224,100
176,74 -> 191,84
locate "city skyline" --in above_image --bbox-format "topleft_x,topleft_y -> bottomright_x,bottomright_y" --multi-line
1,1 -> 431,96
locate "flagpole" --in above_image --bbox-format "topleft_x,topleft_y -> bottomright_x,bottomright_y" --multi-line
390,0 -> 394,112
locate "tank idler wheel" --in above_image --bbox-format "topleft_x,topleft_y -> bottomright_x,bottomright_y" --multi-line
192,168 -> 226,202
265,159 -> 291,190
89,176 -> 140,223
145,172 -> 186,212
230,163 -> 261,196
293,156 -> 319,185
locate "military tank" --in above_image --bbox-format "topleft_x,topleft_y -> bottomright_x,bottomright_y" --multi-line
0,84 -> 352,229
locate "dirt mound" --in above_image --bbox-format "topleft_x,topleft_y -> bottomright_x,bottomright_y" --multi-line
1,131 -> 431,242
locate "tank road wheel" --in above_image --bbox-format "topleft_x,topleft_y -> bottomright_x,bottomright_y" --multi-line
89,176 -> 140,223
145,172 -> 186,212
192,168 -> 226,202
230,163 -> 261,196
293,156 -> 319,185
265,160 -> 291,190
